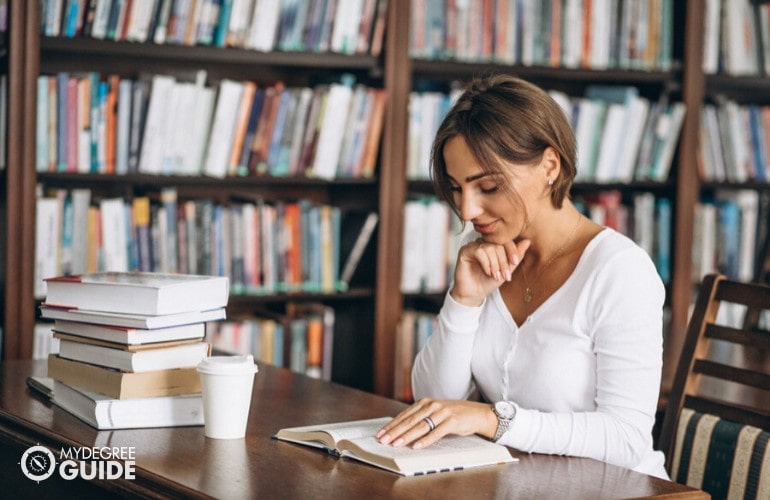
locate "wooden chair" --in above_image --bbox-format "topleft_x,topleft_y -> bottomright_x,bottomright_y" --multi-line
658,274 -> 770,499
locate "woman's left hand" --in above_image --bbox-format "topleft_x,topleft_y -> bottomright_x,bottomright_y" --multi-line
375,398 -> 498,449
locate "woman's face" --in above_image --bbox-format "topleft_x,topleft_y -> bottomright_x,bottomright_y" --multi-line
444,135 -> 543,245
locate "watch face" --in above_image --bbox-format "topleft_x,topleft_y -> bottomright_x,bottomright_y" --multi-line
495,401 -> 516,419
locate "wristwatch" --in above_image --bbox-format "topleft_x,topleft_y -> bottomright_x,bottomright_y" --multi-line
492,400 -> 517,441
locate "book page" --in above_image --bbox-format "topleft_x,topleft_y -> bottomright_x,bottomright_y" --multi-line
275,417 -> 391,450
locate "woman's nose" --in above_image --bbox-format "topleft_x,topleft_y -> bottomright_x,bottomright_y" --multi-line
458,193 -> 482,221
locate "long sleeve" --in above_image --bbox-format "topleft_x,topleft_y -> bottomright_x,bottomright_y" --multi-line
501,242 -> 667,477
410,229 -> 668,479
411,292 -> 482,400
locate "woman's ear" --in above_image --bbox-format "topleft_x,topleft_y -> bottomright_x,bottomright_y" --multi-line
542,147 -> 561,183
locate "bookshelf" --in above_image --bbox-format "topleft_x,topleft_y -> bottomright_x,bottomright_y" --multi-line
2,0 -> 761,399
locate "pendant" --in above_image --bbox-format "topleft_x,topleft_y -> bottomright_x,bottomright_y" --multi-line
523,288 -> 533,303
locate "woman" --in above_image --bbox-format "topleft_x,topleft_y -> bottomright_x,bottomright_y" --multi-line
376,74 -> 668,479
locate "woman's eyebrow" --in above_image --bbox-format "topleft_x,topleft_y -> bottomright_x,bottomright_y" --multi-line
447,172 -> 496,184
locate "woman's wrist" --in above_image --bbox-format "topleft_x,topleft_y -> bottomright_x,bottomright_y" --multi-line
449,287 -> 485,307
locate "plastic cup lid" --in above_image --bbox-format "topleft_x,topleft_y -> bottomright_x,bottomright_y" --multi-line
197,355 -> 259,375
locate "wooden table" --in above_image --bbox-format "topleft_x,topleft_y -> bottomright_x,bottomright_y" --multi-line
0,360 -> 707,499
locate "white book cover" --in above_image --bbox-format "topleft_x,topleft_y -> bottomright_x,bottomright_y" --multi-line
702,0 -> 721,74
52,379 -> 204,430
407,92 -> 423,179
417,92 -> 442,181
36,76 -> 49,172
423,202 -> 450,292
614,97 -> 650,182
41,305 -> 225,331
227,0 -> 253,47
91,0 -> 113,39
589,0 -> 611,69
162,81 -> 195,174
35,197 -> 61,299
115,78 -> 133,174
99,198 -> 130,272
311,81 -> 354,180
633,192 -> 655,258
203,79 -> 244,178
573,99 -> 602,181
400,201 -> 427,293
247,0 -> 281,52
138,74 -> 177,174
57,338 -> 210,372
44,272 -> 229,316
561,0 -> 583,68
593,103 -> 625,182
182,76 -> 215,175
331,0 -> 363,54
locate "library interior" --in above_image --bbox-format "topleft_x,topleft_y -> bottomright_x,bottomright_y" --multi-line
1,1 -> 769,498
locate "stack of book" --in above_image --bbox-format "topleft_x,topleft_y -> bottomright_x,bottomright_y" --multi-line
40,272 -> 229,430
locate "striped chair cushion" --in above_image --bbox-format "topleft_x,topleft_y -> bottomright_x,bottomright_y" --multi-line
671,408 -> 770,500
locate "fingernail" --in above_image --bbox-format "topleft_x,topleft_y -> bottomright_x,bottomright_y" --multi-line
495,272 -> 502,281
505,269 -> 512,281
413,441 -> 424,450
512,254 -> 520,266
378,433 -> 390,443
393,438 -> 404,447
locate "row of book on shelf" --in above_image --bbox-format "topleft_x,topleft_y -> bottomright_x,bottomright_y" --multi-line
697,99 -> 770,183
43,0 -> 389,56
409,0 -> 674,71
36,272 -> 229,430
703,0 -> 770,76
36,70 -> 387,179
407,85 -> 686,184
402,191 -> 672,294
574,191 -> 672,284
204,302 -> 335,382
692,189 -> 769,285
34,187 -> 380,300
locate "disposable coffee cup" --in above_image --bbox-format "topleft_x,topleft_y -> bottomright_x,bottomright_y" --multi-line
197,355 -> 259,439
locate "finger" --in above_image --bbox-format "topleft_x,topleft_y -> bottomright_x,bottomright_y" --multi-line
376,400 -> 431,442
471,244 -> 505,282
383,402 -> 444,447
502,239 -> 530,267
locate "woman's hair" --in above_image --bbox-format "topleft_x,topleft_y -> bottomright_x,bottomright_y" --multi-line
431,74 -> 577,212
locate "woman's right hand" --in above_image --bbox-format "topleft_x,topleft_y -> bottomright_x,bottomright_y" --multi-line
449,238 -> 530,306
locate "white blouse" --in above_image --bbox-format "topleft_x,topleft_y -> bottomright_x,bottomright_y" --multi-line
411,228 -> 669,479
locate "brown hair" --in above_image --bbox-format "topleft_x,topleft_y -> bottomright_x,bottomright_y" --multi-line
431,74 -> 577,212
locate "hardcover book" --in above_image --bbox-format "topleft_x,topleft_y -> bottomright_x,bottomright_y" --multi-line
43,272 -> 229,316
47,354 -> 202,399
274,417 -> 516,476
56,335 -> 211,372
40,305 -> 225,331
46,378 -> 204,430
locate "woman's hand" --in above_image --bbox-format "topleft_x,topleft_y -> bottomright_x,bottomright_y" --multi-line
376,398 -> 498,449
450,238 -> 530,306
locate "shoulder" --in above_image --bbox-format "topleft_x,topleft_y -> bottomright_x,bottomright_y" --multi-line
578,228 -> 664,298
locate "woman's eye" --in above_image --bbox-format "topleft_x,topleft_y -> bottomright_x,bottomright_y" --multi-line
480,185 -> 499,194
449,185 -> 461,193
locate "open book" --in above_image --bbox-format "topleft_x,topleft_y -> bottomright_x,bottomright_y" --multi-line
274,416 -> 516,476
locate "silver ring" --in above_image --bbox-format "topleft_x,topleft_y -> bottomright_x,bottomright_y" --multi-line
423,416 -> 436,432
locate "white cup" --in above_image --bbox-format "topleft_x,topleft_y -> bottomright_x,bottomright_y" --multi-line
197,355 -> 259,439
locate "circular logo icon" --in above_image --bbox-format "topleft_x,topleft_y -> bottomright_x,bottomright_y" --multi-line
20,445 -> 56,482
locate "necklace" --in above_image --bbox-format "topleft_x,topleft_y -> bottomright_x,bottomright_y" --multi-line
520,213 -> 582,304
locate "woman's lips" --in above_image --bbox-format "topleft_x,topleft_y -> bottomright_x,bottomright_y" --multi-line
473,221 -> 497,234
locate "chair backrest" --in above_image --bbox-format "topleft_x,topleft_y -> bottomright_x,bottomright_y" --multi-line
658,274 -> 770,499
